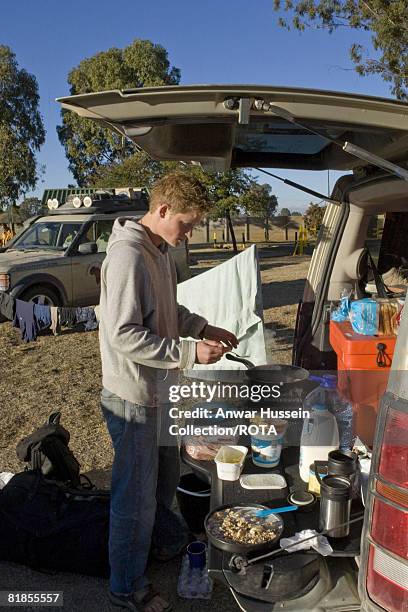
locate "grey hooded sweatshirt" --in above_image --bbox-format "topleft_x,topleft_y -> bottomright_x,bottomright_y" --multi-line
99,218 -> 207,406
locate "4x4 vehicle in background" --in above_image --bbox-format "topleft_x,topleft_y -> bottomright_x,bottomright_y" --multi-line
0,187 -> 190,307
58,85 -> 408,612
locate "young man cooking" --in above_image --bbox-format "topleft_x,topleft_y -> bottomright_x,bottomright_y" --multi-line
99,172 -> 238,612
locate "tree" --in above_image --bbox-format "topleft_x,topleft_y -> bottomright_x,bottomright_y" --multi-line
241,183 -> 278,240
304,202 -> 326,237
18,197 -> 43,222
0,46 -> 45,208
280,207 -> 291,216
273,1 -> 408,99
192,169 -> 254,252
291,210 -> 303,216
90,151 -> 180,190
57,39 -> 181,186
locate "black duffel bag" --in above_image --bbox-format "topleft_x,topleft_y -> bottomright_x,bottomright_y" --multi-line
0,470 -> 110,577
16,412 -> 81,488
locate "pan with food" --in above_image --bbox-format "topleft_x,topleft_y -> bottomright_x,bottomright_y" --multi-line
205,503 -> 284,554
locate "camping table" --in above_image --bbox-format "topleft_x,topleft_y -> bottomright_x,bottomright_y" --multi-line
180,445 -> 363,605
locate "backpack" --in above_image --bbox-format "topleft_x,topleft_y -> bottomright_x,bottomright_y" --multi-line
0,470 -> 110,577
16,412 -> 81,488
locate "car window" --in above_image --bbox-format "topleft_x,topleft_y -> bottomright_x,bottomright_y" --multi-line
77,223 -> 96,247
95,220 -> 114,252
59,224 -> 82,249
73,219 -> 114,253
377,212 -> 408,274
364,212 -> 408,290
11,222 -> 81,250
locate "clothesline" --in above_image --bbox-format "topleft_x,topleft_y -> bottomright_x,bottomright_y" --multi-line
0,291 -> 99,343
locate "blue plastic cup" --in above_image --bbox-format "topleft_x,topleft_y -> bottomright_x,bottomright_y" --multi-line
187,541 -> 206,569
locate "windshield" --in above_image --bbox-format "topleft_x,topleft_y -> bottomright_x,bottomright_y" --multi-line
10,222 -> 82,251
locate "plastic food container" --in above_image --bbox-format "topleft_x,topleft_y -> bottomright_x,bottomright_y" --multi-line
250,418 -> 287,468
239,473 -> 287,490
214,445 -> 248,481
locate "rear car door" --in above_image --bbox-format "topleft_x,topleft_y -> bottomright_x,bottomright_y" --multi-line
57,85 -> 408,174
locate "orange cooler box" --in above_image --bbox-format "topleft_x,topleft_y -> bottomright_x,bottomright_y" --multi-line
329,321 -> 396,447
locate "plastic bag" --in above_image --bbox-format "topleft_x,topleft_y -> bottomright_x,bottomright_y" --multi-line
349,299 -> 378,335
183,435 -> 238,460
331,288 -> 352,322
376,298 -> 400,336
280,529 -> 333,556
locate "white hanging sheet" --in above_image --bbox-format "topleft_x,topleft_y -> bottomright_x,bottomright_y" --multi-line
177,245 -> 266,378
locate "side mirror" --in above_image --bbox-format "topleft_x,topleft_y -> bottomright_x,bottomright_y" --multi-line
78,242 -> 98,255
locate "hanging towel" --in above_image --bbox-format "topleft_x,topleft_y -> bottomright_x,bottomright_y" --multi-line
13,300 -> 38,342
50,306 -> 60,335
177,245 -> 266,375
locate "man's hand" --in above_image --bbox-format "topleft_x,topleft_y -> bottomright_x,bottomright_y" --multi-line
201,324 -> 238,349
196,340 -> 228,364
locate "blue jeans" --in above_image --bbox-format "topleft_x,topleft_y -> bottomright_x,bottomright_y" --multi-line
100,388 -> 188,595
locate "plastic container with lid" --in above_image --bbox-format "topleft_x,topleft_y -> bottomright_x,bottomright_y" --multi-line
299,376 -> 339,483
250,417 -> 287,468
330,320 -> 396,446
308,374 -> 354,450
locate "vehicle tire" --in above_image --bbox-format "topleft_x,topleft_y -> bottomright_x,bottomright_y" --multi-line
20,285 -> 61,307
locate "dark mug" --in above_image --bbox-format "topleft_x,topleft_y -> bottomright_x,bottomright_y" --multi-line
187,541 -> 206,569
327,450 -> 358,478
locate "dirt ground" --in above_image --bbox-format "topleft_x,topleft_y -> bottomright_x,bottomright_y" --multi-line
0,247 -> 311,475
0,246 -> 311,612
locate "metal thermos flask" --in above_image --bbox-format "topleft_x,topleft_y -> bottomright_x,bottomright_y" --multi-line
318,474 -> 352,538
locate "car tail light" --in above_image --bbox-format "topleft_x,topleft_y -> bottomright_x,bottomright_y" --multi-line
365,406 -> 408,610
371,498 -> 408,559
0,274 -> 10,291
378,408 -> 408,488
367,546 -> 408,611
376,480 -> 408,508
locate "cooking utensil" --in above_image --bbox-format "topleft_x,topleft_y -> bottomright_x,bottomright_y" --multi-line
256,505 -> 298,517
228,513 -> 366,574
225,354 -> 310,385
205,503 -> 284,554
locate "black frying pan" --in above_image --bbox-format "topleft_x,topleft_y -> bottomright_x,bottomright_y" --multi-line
225,353 -> 310,385
205,503 -> 284,555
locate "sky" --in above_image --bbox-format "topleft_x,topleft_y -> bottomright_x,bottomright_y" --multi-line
0,0 -> 394,212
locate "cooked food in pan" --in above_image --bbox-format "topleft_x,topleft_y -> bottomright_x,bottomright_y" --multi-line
206,506 -> 281,545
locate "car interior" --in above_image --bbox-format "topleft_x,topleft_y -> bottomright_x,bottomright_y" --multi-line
293,172 -> 408,372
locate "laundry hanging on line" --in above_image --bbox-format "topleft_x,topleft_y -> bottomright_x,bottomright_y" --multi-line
0,291 -> 99,343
